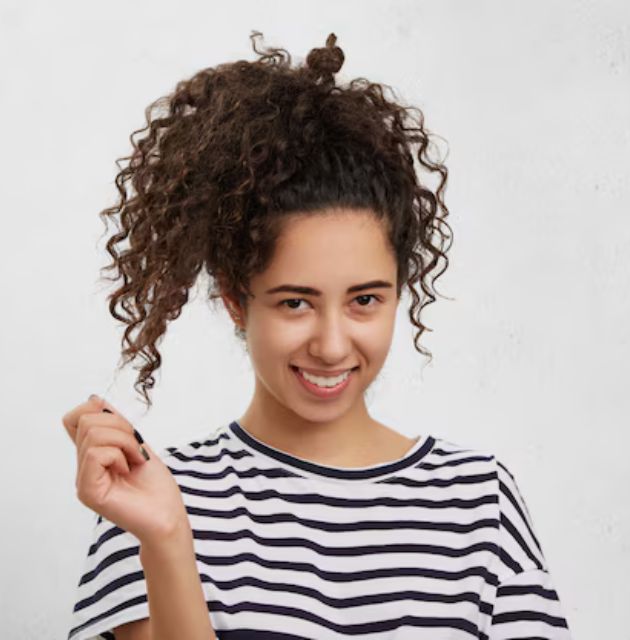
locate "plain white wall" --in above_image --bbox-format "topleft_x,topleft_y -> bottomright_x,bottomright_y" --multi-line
1,0 -> 627,637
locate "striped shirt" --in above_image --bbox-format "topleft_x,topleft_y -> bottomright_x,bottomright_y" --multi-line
67,420 -> 572,639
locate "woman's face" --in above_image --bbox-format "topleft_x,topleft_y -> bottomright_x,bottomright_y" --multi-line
224,208 -> 400,426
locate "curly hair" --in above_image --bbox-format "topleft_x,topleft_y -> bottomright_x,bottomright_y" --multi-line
98,31 -> 453,409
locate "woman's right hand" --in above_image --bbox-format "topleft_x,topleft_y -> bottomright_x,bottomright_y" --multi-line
62,395 -> 190,544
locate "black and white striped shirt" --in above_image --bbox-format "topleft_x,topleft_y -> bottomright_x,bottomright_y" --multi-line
67,420 -> 572,639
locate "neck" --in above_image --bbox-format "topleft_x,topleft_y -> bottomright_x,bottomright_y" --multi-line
237,378 -> 385,466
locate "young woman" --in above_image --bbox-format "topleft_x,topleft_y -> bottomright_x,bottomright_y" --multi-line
63,32 -> 572,640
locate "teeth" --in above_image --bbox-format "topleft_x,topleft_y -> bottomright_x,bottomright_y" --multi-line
299,368 -> 351,387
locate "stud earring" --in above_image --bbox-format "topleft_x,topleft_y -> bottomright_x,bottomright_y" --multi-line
229,303 -> 241,321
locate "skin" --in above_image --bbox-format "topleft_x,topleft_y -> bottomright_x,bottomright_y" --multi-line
221,207 -> 419,468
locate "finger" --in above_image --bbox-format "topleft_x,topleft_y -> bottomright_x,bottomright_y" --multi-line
62,395 -> 133,445
99,405 -> 149,460
77,425 -> 148,469
76,446 -> 131,509
77,425 -> 147,469
62,396 -> 105,444
75,412 -> 136,455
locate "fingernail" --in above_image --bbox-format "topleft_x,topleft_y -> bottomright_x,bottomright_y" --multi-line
133,428 -> 144,444
140,446 -> 150,461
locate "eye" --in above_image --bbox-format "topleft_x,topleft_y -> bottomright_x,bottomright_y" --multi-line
280,298 -> 308,311
279,294 -> 381,312
354,294 -> 380,307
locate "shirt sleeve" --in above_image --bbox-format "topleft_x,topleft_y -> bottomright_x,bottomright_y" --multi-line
66,512 -> 150,640
486,459 -> 572,639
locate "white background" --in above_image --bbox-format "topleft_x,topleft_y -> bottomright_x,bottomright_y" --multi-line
1,0 -> 628,637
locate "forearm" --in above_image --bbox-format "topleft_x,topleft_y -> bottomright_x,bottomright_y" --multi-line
139,520 -> 217,640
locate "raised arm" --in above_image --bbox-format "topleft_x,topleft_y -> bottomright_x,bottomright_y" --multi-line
63,395 -> 218,639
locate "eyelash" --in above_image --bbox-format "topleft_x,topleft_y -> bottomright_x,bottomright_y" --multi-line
279,294 -> 381,312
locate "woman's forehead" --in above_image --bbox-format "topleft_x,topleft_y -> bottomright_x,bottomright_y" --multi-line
259,231 -> 394,290
275,210 -> 388,254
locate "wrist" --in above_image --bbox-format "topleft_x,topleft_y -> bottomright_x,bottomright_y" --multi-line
139,516 -> 193,557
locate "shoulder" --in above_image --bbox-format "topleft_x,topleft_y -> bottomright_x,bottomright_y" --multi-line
492,454 -> 549,579
159,423 -> 231,463
425,434 -> 497,474
428,435 -> 548,579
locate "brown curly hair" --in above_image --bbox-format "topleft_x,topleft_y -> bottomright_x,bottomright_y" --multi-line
98,31 -> 453,409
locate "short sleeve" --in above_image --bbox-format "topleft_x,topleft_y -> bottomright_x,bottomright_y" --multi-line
66,443 -> 184,639
487,460 -> 572,639
66,513 -> 150,640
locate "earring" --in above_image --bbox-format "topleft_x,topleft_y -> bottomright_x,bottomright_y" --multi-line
229,303 -> 241,321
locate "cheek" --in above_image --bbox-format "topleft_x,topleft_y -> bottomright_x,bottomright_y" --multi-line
260,314 -> 309,345
358,334 -> 390,365
359,315 -> 396,359
248,318 -> 302,362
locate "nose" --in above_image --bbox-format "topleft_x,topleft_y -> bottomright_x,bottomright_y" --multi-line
307,311 -> 353,363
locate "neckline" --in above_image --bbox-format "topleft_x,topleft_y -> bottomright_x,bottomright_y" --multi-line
227,420 -> 436,482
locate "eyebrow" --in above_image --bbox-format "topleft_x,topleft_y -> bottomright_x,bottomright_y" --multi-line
265,280 -> 394,296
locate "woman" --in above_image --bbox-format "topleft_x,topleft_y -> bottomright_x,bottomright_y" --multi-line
63,32 -> 572,639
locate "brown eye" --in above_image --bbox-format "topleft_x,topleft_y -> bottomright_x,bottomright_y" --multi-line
279,295 -> 381,312
355,294 -> 380,307
280,298 -> 308,311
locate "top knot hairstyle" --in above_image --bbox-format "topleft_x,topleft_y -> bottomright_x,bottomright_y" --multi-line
99,31 -> 453,408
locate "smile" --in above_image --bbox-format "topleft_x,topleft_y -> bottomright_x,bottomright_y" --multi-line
290,365 -> 357,399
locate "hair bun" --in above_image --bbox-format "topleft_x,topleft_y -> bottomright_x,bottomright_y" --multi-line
306,33 -> 345,81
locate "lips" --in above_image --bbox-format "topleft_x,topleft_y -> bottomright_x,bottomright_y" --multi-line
292,365 -> 354,399
291,365 -> 358,376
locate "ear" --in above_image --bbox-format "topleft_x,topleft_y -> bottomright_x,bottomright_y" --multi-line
216,273 -> 247,327
220,291 -> 245,327
218,290 -> 235,314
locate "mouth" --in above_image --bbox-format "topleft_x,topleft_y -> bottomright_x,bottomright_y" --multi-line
290,365 -> 359,399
